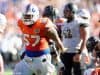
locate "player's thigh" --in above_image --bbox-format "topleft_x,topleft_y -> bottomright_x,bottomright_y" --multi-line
13,60 -> 32,75
42,54 -> 56,75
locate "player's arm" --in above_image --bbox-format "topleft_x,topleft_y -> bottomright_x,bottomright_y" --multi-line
44,19 -> 65,52
79,24 -> 88,53
45,27 -> 65,52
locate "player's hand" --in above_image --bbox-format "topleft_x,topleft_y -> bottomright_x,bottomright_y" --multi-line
63,48 -> 68,52
61,48 -> 68,53
84,56 -> 90,64
64,48 -> 68,51
73,53 -> 81,62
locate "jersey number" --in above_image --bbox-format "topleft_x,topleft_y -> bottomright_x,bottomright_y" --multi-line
24,34 -> 40,47
63,28 -> 72,38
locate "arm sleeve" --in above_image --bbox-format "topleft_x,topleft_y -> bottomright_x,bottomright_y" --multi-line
78,18 -> 89,27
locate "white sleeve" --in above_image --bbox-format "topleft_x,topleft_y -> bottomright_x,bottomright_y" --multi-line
77,17 -> 89,27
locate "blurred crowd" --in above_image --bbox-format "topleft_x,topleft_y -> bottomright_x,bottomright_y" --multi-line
0,0 -> 99,75
0,0 -> 100,36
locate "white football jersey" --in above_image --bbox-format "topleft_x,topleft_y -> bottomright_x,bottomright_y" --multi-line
61,15 -> 88,53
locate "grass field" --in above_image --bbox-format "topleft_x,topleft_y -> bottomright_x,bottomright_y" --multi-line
4,71 -> 57,75
4,69 -> 13,75
4,69 -> 57,75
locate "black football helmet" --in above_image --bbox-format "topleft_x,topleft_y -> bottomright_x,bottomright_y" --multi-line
86,36 -> 99,52
43,5 -> 59,21
64,3 -> 78,14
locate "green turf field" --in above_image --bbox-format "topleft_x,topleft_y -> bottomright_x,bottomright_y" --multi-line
4,69 -> 13,75
4,69 -> 57,75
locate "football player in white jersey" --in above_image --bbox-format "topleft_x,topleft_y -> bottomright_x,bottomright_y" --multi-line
60,3 -> 89,75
